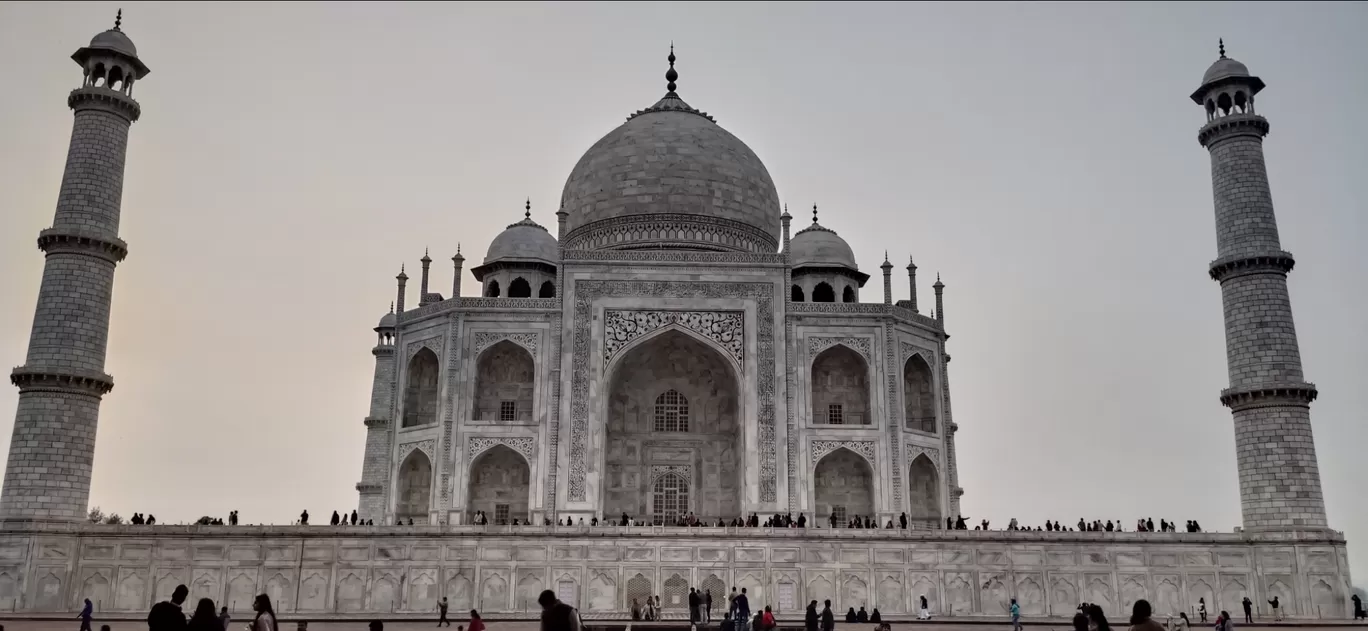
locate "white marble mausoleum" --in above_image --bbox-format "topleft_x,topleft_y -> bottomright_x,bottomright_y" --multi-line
0,17 -> 1353,620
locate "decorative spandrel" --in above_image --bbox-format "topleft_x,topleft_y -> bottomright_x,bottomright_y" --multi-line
603,310 -> 743,369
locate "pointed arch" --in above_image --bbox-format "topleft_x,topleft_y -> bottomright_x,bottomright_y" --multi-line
651,472 -> 690,524
397,449 -> 432,523
485,280 -> 501,297
403,347 -> 440,427
474,339 -> 535,422
907,453 -> 941,529
812,344 -> 870,425
468,444 -> 530,525
813,282 -> 835,302
791,285 -> 805,302
903,353 -> 936,433
841,285 -> 856,303
604,328 -> 741,522
508,277 -> 532,298
538,281 -> 556,298
814,447 -> 874,526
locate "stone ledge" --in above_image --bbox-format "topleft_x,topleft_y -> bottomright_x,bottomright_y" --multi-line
1209,251 -> 1295,282
37,227 -> 128,263
68,87 -> 140,121
10,366 -> 114,396
1198,113 -> 1269,146
1220,382 -> 1318,411
363,416 -> 390,428
355,482 -> 383,494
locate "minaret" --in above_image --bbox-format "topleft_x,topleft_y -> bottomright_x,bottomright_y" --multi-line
781,204 -> 792,253
906,256 -> 919,313
356,304 -> 397,521
1193,41 -> 1327,530
395,265 -> 408,314
880,252 -> 893,304
451,245 -> 464,298
418,249 -> 432,305
556,207 -> 569,241
933,275 -> 945,324
0,13 -> 150,522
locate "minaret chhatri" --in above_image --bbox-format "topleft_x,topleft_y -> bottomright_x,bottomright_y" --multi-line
1193,41 -> 1327,530
0,12 -> 150,521
355,305 -> 397,522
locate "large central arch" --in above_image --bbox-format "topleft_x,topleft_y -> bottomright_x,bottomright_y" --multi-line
603,329 -> 742,523
814,448 -> 874,526
468,445 -> 531,524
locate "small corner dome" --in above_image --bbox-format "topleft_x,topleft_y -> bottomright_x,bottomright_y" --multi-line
1202,57 -> 1251,86
484,217 -> 559,266
377,311 -> 397,329
790,222 -> 858,270
90,29 -> 138,58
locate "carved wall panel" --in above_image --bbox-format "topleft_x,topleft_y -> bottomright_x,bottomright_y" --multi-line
808,336 -> 873,363
473,331 -> 539,357
603,310 -> 744,368
468,436 -> 536,461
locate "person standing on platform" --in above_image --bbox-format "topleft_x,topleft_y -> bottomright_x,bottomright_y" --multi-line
1268,597 -> 1282,622
805,600 -> 819,631
148,584 -> 189,631
705,589 -> 713,623
689,588 -> 701,625
1010,598 -> 1022,631
78,598 -> 93,631
438,597 -> 451,627
1242,597 -> 1253,624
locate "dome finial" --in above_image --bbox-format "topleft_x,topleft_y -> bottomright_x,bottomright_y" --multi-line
1219,38 -> 1226,59
389,301 -> 394,314
665,43 -> 678,94
812,203 -> 819,224
114,8 -> 122,31
525,198 -> 531,219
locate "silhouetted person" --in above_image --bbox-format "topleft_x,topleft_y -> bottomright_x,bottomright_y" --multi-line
351,510 -> 358,526
1352,593 -> 1365,620
857,606 -> 868,623
705,590 -> 713,623
79,598 -> 93,631
469,610 -> 485,631
1268,596 -> 1282,621
148,584 -> 189,631
1129,599 -> 1164,631
845,607 -> 857,622
1072,605 -> 1089,631
820,600 -> 835,631
870,608 -> 881,623
538,588 -> 582,631
955,515 -> 967,530
331,511 -> 340,526
1198,597 -> 1207,623
1086,604 -> 1112,631
689,588 -> 700,624
1242,597 -> 1253,623
900,513 -> 908,529
147,514 -> 156,525
733,588 -> 751,624
219,606 -> 231,631
370,623 -> 383,631
187,598 -> 222,631
299,510 -> 309,525
438,597 -> 450,626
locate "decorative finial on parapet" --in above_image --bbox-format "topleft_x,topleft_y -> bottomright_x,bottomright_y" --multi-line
666,43 -> 678,94
525,198 -> 532,219
114,8 -> 123,31
1218,38 -> 1226,59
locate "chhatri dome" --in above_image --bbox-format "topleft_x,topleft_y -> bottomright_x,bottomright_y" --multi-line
559,46 -> 782,253
789,205 -> 859,270
482,199 -> 558,266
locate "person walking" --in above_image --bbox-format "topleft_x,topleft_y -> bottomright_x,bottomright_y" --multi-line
148,584 -> 189,631
733,588 -> 751,628
218,606 -> 231,631
805,600 -> 819,631
1351,593 -> 1365,621
438,597 -> 451,627
1010,598 -> 1022,631
249,594 -> 277,631
820,600 -> 835,631
78,598 -> 93,631
1268,596 -> 1282,622
1242,597 -> 1253,624
918,594 -> 932,620
689,588 -> 701,626
537,589 -> 583,631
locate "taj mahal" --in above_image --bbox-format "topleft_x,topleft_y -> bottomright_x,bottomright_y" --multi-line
0,14 -> 1354,621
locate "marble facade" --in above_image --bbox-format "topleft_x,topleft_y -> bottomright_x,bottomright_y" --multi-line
0,525 -> 1351,618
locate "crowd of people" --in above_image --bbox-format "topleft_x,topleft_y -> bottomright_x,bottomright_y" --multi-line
944,515 -> 1205,533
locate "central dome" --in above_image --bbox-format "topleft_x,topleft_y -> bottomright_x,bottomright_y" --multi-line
559,52 -> 781,253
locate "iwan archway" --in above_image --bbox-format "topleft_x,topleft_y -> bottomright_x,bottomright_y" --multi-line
601,328 -> 743,523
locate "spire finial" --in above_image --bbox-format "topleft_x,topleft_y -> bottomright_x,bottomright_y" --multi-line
457,242 -> 462,255
525,198 -> 531,219
422,248 -> 430,262
665,43 -> 678,94
1219,38 -> 1226,58
812,203 -> 819,224
114,8 -> 122,31
389,301 -> 394,313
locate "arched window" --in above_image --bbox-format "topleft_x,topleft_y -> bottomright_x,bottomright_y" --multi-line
397,450 -> 432,523
539,281 -> 556,298
508,277 -> 532,298
485,280 -> 501,297
812,282 -> 835,303
403,348 -> 440,428
842,286 -> 856,303
474,341 -> 535,422
654,389 -> 689,432
791,285 -> 805,302
903,354 -> 936,433
652,473 -> 689,523
811,345 -> 870,425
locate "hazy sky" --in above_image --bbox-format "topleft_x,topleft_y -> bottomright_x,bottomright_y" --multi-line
1,2 -> 1364,579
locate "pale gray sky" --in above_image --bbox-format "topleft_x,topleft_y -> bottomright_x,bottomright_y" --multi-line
1,1 -> 1363,579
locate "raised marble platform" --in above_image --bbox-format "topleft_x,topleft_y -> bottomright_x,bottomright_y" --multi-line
0,524 -> 1352,619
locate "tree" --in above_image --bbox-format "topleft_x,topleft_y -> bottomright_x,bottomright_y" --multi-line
103,513 -> 124,525
87,507 -> 105,523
